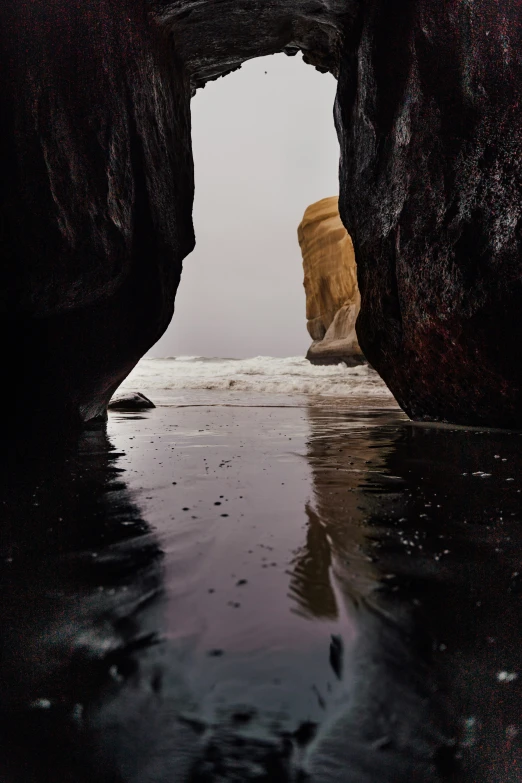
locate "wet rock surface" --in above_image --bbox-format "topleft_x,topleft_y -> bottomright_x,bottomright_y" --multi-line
0,402 -> 520,781
108,391 -> 156,410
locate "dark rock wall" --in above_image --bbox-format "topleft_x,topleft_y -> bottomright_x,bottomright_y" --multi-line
336,0 -> 522,426
0,0 -> 194,428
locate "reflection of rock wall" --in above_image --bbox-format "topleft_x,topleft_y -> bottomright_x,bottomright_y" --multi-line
298,196 -> 364,366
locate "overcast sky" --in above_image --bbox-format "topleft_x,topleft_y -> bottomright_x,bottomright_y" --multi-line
148,54 -> 340,358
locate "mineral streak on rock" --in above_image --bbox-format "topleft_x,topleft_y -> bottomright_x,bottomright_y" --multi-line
299,196 -> 365,367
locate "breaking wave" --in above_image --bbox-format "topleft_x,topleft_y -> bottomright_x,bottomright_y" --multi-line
119,356 -> 392,400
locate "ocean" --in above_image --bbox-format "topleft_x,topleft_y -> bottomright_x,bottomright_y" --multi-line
118,355 -> 395,408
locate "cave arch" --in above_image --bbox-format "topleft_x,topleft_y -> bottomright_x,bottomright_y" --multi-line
1,0 -> 521,431
152,0 -> 353,87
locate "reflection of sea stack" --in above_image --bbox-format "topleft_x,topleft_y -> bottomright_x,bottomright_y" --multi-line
299,197 -> 365,367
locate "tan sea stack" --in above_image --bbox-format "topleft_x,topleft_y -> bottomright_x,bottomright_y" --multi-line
298,196 -> 364,366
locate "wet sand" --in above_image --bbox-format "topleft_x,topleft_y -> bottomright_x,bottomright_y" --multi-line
0,396 -> 520,781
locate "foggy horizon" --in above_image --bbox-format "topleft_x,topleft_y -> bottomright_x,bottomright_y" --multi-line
147,54 -> 340,359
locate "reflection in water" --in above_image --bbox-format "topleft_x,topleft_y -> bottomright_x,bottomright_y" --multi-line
0,408 -> 520,781
301,408 -> 522,781
289,409 -> 394,620
0,429 -> 196,783
288,503 -> 338,620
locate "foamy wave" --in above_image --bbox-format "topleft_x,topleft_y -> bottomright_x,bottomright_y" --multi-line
118,356 -> 392,399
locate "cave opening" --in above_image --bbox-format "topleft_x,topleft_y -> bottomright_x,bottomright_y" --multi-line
2,0 -> 521,429
149,54 -> 340,361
